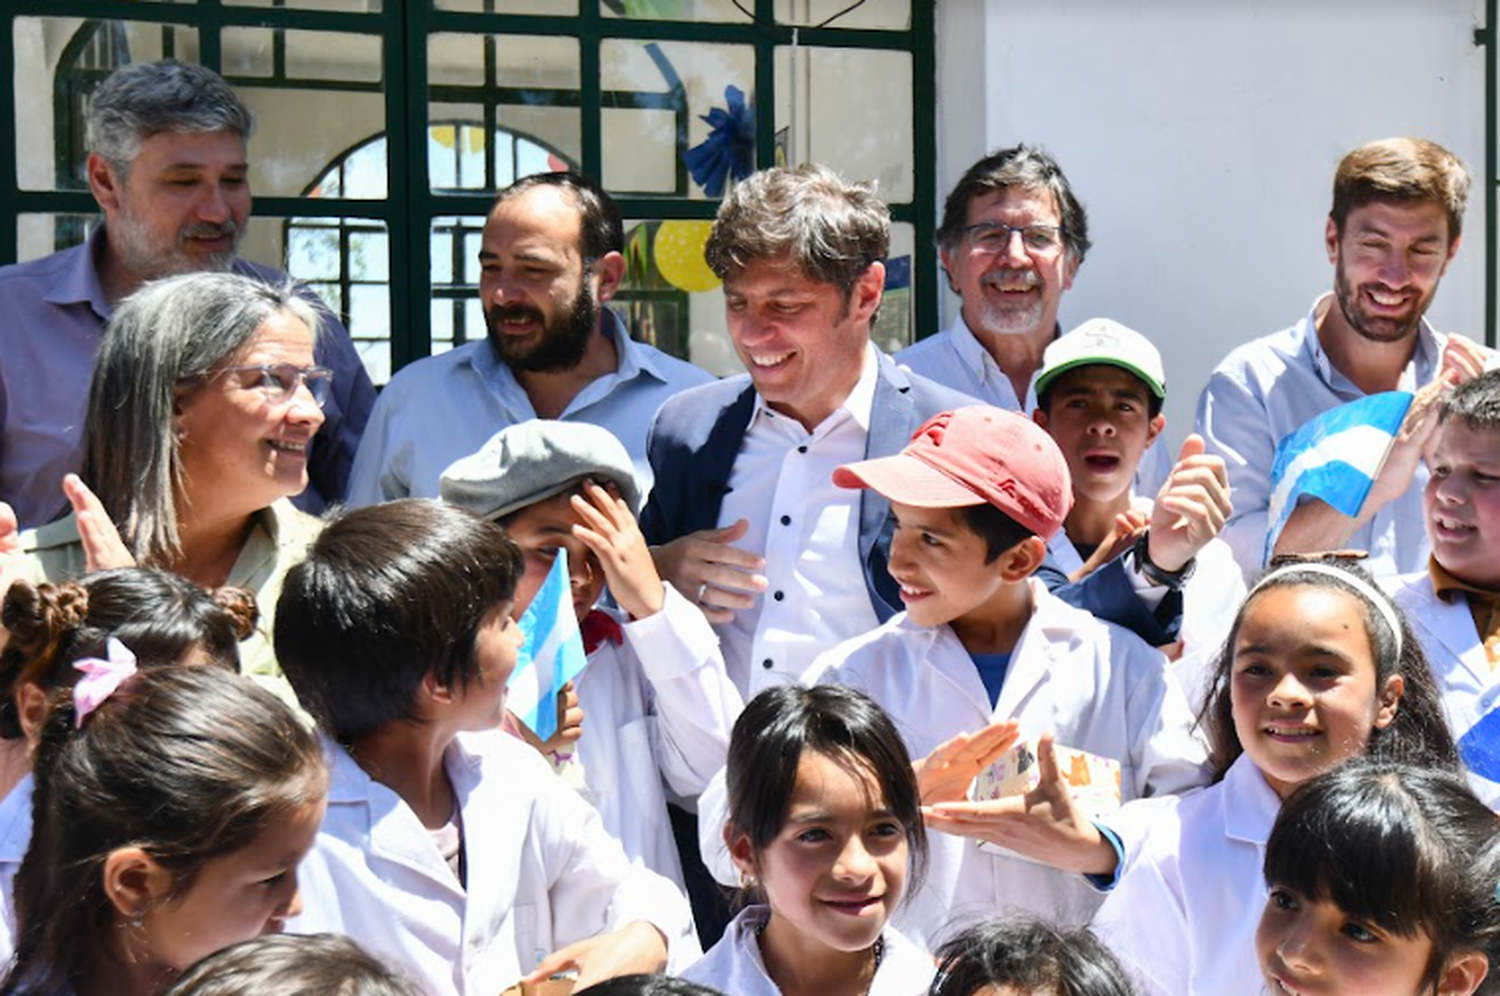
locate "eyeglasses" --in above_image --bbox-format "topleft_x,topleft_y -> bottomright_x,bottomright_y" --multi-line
213,363 -> 334,407
961,222 -> 1065,256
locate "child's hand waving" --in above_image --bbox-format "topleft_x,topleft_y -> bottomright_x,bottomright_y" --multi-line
570,482 -> 665,620
922,733 -> 1121,877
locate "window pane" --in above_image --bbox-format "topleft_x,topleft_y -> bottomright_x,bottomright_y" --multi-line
774,0 -> 909,29
281,218 -> 391,385
15,213 -> 97,263
225,0 -> 382,10
432,216 -> 489,357
873,222 -> 916,352
435,0 -> 578,12
15,18 -> 200,191
617,219 -> 731,371
603,0 -> 750,22
600,40 -> 754,198
236,27 -> 387,200
775,45 -> 912,202
429,34 -> 582,194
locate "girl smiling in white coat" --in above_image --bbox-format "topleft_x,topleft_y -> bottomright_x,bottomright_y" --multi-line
275,501 -> 692,996
1093,559 -> 1461,996
683,685 -> 935,996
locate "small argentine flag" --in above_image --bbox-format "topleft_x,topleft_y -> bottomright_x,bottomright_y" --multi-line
507,549 -> 589,742
1264,391 -> 1415,565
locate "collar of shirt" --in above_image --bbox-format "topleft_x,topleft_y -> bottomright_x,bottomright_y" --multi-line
944,309 -> 1057,412
748,340 -> 881,439
467,308 -> 664,419
1428,555 -> 1500,660
41,225 -> 114,320
1304,292 -> 1441,394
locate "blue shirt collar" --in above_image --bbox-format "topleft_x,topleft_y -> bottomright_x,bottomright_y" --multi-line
41,224 -> 114,320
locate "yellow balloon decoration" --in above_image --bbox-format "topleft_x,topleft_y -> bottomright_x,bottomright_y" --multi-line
653,220 -> 720,293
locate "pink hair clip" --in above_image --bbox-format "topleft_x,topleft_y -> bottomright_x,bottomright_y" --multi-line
73,638 -> 138,728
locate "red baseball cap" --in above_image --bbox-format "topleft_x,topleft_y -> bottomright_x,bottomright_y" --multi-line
832,405 -> 1072,541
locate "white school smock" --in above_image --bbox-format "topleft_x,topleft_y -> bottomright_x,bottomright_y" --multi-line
1047,495 -> 1246,712
1389,571 -> 1500,809
785,582 -> 1209,945
0,773 -> 31,967
1092,754 -> 1278,996
682,905 -> 935,996
574,584 -> 742,886
290,730 -> 696,996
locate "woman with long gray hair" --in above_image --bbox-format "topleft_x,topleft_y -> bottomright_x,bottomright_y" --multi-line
1,270 -> 329,685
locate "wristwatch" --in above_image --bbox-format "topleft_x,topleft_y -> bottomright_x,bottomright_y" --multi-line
1131,529 -> 1195,590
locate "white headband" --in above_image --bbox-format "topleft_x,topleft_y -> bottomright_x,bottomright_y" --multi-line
1248,562 -> 1403,658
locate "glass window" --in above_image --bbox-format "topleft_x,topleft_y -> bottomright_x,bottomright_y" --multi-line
600,40 -> 755,198
2,5 -> 935,384
15,18 -> 200,192
774,0 -> 910,30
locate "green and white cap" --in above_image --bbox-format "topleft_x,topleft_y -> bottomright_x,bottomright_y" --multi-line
1033,317 -> 1166,400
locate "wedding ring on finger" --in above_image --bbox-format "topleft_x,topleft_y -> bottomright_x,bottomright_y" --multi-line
696,582 -> 710,605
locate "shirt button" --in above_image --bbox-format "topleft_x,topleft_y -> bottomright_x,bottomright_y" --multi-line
797,445 -> 808,454
773,590 -> 784,601
780,514 -> 791,526
762,659 -> 774,670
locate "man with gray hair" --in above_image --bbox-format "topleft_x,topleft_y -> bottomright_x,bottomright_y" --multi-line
899,145 -> 1170,491
0,58 -> 374,527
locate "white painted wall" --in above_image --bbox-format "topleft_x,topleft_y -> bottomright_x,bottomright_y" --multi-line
937,0 -> 1488,447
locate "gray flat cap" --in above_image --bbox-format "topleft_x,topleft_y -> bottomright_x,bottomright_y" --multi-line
439,420 -> 642,521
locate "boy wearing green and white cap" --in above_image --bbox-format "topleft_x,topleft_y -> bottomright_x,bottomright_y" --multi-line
1033,317 -> 1244,706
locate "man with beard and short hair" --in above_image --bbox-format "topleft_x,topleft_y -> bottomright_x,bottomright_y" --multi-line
1197,137 -> 1493,581
347,171 -> 712,504
897,146 -> 1170,493
0,59 -> 375,527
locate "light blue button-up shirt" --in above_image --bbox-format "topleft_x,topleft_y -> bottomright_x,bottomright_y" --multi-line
347,309 -> 714,505
1195,294 -> 1448,582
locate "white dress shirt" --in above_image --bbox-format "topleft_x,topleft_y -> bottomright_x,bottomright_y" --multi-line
715,344 -> 882,698
682,906 -> 935,996
291,731 -> 696,996
1093,755 -> 1279,996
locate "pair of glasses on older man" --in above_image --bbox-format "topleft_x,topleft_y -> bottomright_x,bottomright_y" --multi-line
205,363 -> 335,408
961,222 -> 1066,256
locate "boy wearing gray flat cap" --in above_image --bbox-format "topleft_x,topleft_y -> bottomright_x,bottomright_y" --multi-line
441,420 -> 741,899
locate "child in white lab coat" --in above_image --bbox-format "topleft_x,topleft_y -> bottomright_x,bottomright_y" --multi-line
1,665 -> 327,996
0,569 -> 256,969
275,500 -> 693,996
439,420 -> 740,889
927,916 -> 1135,996
1031,318 -> 1245,710
683,684 -> 936,996
1256,758 -> 1500,996
1386,369 -> 1500,809
1092,558 -> 1461,996
806,405 -> 1208,941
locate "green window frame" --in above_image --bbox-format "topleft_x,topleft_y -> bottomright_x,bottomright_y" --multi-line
0,1 -> 939,378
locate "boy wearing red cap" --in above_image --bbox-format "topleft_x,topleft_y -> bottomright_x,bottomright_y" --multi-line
808,405 -> 1208,943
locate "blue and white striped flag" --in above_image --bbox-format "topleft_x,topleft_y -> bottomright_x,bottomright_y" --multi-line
1264,391 -> 1415,565
507,549 -> 589,741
